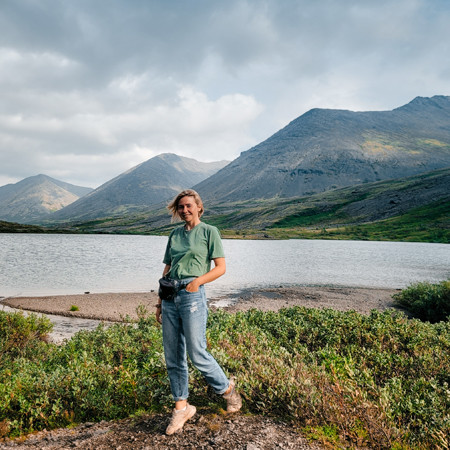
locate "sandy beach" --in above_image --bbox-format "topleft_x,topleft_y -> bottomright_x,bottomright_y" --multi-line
1,285 -> 402,321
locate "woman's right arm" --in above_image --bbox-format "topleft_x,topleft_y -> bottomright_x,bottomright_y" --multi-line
162,264 -> 171,277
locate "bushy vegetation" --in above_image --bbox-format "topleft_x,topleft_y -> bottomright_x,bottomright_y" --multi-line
393,280 -> 450,323
0,310 -> 53,363
0,221 -> 47,234
1,304 -> 449,448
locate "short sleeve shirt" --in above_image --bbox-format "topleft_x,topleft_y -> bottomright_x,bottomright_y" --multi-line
163,222 -> 225,279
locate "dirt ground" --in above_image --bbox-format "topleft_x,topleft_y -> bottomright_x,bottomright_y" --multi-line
1,285 -> 401,449
0,410 -> 324,449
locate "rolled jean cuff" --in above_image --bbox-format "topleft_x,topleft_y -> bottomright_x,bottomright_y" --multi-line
215,381 -> 230,396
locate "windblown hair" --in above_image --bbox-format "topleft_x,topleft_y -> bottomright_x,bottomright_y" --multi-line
167,189 -> 204,222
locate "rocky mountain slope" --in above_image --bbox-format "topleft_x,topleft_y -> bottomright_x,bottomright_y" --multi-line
194,95 -> 450,202
0,175 -> 92,223
49,153 -> 229,222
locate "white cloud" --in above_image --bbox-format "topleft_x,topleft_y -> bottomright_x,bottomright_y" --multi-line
0,79 -> 263,186
0,0 -> 449,187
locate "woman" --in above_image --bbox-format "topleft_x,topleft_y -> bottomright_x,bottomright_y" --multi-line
156,189 -> 242,435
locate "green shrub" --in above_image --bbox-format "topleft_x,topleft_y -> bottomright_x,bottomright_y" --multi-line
211,308 -> 450,448
0,313 -> 171,437
393,280 -> 450,323
0,310 -> 53,367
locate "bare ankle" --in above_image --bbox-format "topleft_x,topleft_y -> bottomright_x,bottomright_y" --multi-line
175,400 -> 187,410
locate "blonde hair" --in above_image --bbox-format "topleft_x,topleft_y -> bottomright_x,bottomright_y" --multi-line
167,189 -> 204,221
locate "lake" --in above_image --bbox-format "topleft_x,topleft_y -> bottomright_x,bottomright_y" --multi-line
1,233 -> 449,299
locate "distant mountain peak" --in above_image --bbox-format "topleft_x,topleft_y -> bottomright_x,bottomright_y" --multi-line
396,95 -> 450,112
0,175 -> 93,224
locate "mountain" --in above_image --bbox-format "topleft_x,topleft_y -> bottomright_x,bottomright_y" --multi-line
49,153 -> 229,222
0,175 -> 93,224
194,95 -> 450,202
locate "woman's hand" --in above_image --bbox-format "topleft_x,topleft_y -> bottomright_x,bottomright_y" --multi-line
186,278 -> 200,293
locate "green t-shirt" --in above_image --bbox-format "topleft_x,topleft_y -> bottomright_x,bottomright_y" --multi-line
163,222 -> 225,279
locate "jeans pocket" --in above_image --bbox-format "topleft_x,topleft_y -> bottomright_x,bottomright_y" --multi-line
180,288 -> 202,299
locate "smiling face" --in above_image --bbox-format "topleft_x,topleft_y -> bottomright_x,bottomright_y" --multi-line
177,195 -> 201,224
167,189 -> 204,223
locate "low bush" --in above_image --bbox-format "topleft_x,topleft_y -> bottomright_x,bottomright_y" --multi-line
0,310 -> 53,367
1,304 -> 449,448
393,280 -> 450,323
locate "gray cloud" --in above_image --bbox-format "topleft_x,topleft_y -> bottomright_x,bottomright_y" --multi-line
0,0 -> 449,187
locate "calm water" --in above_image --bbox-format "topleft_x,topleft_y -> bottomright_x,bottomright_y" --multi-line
1,233 -> 449,298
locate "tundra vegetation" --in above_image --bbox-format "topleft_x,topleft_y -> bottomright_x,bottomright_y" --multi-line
0,281 -> 449,448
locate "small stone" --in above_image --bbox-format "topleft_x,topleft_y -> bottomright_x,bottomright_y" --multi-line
92,429 -> 108,437
247,444 -> 261,450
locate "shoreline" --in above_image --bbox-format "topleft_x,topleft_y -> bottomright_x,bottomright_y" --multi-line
1,285 -> 402,321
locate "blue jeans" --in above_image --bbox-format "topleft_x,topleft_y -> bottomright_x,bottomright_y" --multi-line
161,282 -> 230,401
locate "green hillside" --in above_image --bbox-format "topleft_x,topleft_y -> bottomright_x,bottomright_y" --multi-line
0,220 -> 51,233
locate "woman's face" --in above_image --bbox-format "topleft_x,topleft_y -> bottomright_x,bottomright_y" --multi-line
177,196 -> 200,222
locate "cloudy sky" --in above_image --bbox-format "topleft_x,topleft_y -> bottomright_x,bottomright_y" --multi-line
1,0 -> 449,188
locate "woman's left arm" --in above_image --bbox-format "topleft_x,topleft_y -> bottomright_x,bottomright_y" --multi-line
185,257 -> 226,292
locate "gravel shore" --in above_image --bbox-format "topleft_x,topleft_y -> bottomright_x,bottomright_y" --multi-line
2,285 -> 401,321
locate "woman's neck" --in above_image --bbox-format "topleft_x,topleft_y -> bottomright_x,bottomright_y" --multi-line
184,218 -> 201,231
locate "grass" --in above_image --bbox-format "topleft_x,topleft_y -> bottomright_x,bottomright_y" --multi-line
1,281 -> 449,448
216,199 -> 449,243
270,205 -> 350,228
